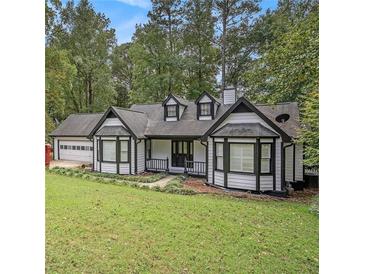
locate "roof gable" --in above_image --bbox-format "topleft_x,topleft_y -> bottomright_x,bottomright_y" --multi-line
162,94 -> 188,107
194,91 -> 221,105
202,97 -> 292,141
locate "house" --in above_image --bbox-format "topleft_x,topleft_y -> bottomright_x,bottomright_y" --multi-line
50,88 -> 303,192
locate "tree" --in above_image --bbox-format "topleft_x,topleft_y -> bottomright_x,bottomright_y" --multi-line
242,0 -> 319,104
214,0 -> 260,90
298,90 -> 319,167
55,0 -> 117,112
128,23 -> 171,104
111,43 -> 134,107
148,0 -> 185,94
182,0 -> 218,99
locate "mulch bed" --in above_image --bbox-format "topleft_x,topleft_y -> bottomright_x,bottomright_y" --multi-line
183,177 -> 318,204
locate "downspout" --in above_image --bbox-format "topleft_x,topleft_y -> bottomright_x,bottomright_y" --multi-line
200,139 -> 208,179
282,142 -> 294,190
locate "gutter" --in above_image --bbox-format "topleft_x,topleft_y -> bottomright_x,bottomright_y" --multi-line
281,142 -> 294,190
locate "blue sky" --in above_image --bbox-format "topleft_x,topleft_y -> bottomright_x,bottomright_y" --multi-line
69,0 -> 278,44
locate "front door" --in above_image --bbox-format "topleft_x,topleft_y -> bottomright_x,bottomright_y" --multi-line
172,140 -> 193,167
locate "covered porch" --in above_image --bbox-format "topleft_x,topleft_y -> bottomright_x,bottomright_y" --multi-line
145,138 -> 207,176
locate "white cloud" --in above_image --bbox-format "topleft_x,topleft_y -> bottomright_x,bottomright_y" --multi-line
116,0 -> 151,9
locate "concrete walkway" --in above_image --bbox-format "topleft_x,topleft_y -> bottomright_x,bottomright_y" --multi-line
139,175 -> 176,188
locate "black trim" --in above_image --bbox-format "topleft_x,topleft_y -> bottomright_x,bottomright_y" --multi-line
145,135 -> 201,139
273,139 -> 276,191
200,140 -> 208,179
256,138 -> 260,191
212,137 -> 215,184
87,106 -> 137,139
293,143 -> 296,182
52,138 -> 55,160
99,136 -> 102,172
128,136 -> 131,174
116,137 -> 120,174
144,139 -> 147,171
165,104 -> 179,119
100,140 -> 117,163
214,142 -> 224,172
162,93 -> 187,107
223,138 -> 228,188
92,138 -> 94,171
194,91 -> 221,106
202,97 -> 292,142
134,139 -> 140,174
198,102 -> 212,116
260,143 -> 273,175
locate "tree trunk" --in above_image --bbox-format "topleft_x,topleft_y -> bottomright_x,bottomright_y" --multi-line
88,77 -> 93,113
168,10 -> 173,94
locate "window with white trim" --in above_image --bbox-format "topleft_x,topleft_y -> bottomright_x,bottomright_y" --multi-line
229,143 -> 254,173
102,140 -> 116,162
200,103 -> 211,115
260,143 -> 272,174
215,143 -> 223,170
119,140 -> 129,162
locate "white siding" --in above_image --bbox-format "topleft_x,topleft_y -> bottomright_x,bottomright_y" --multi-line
166,117 -> 178,122
199,116 -> 212,121
275,139 -> 282,190
208,138 -> 213,184
223,89 -> 236,105
131,138 -> 135,175
295,144 -> 304,181
179,106 -> 185,119
101,117 -> 123,127
214,171 -> 224,186
119,163 -> 130,174
137,139 -> 145,173
285,144 -> 294,182
166,98 -> 177,105
228,138 -> 256,143
260,176 -> 273,191
101,162 -> 117,173
199,95 -> 212,103
227,173 -> 256,190
53,138 -> 59,160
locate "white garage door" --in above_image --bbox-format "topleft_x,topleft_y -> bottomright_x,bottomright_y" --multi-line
59,140 -> 93,162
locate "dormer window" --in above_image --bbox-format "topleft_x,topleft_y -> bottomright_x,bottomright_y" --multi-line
200,103 -> 211,116
167,105 -> 177,117
195,91 -> 221,120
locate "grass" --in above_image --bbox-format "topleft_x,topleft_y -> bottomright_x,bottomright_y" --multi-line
46,173 -> 319,273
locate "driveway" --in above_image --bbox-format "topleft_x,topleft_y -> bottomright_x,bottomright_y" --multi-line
49,160 -> 91,169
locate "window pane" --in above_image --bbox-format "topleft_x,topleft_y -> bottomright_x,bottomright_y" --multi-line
103,141 -> 116,162
183,142 -> 187,154
120,141 -> 128,162
201,103 -> 211,115
216,143 -> 223,156
261,144 -> 271,158
217,156 -> 223,170
167,105 -> 176,116
261,159 -> 270,173
230,144 -> 254,173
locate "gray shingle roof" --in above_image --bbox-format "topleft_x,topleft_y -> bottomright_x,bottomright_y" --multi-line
95,126 -> 130,136
256,102 -> 300,138
51,97 -> 300,139
49,113 -> 103,137
211,123 -> 279,137
112,106 -> 148,138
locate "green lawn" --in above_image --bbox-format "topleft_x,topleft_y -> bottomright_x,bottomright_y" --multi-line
46,173 -> 319,273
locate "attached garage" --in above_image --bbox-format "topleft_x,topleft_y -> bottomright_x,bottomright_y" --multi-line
50,113 -> 103,163
59,139 -> 93,162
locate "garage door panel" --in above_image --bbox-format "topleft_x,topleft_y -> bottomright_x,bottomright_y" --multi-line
59,140 -> 93,162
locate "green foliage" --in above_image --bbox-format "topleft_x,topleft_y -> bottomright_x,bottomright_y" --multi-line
298,90 -> 319,167
309,194 -> 319,215
46,173 -> 319,273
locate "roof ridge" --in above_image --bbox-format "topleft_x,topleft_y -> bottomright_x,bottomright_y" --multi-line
70,112 -> 104,115
112,106 -> 146,114
255,102 -> 296,106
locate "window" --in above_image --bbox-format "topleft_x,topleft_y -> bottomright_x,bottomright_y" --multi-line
72,146 -> 76,150
261,144 -> 272,174
77,146 -> 80,150
97,141 -> 100,160
200,103 -> 211,116
146,139 -> 151,159
60,145 -> 63,149
102,140 -> 116,162
119,140 -> 129,162
167,105 -> 177,117
229,144 -> 254,173
215,143 -> 223,171
81,146 -> 85,150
